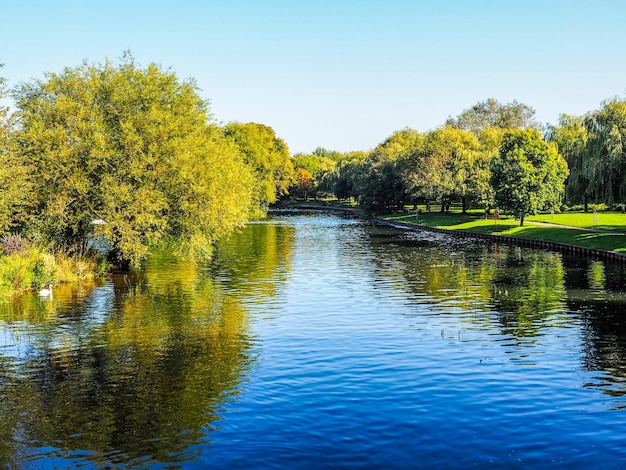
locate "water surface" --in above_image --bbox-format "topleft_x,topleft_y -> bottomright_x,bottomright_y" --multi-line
2,212 -> 626,468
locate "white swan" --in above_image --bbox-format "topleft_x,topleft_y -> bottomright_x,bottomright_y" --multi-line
39,284 -> 53,296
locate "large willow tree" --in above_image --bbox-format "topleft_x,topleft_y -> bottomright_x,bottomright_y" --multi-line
0,67 -> 31,234
582,98 -> 626,205
13,54 -> 253,266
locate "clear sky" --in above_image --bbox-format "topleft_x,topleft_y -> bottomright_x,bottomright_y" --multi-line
1,0 -> 625,154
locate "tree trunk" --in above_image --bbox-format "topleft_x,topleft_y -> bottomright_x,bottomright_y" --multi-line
427,200 -> 431,213
440,196 -> 445,213
461,196 -> 467,214
584,194 -> 588,213
519,213 -> 525,226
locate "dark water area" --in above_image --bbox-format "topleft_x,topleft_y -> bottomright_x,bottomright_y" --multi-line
2,212 -> 626,468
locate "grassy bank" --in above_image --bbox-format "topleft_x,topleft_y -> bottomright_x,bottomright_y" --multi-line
382,209 -> 626,253
0,235 -> 107,299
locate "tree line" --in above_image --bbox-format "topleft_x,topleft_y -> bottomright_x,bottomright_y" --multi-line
2,54 -> 625,268
0,54 -> 295,267
291,97 -> 626,224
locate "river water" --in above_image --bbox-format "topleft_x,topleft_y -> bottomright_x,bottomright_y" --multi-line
2,212 -> 626,468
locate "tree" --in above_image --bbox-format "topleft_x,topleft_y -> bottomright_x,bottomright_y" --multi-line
317,151 -> 367,200
580,99 -> 626,206
447,98 -> 537,133
490,129 -> 568,226
350,129 -> 423,212
295,168 -> 314,200
0,65 -> 31,235
401,126 -> 484,213
292,153 -> 336,179
372,128 -> 424,161
352,153 -> 405,212
546,114 -> 589,209
224,122 -> 295,213
291,153 -> 336,198
13,54 -> 254,266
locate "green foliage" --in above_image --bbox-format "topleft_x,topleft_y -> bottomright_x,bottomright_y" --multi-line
547,114 -> 589,206
0,66 -> 32,235
225,122 -> 295,212
316,151 -> 368,199
349,129 -> 425,212
490,129 -> 568,225
13,55 -> 254,266
290,153 -> 337,199
353,154 -> 405,212
400,126 -> 492,212
371,128 -> 424,161
292,154 -> 336,178
447,98 -> 537,133
0,248 -> 57,296
581,98 -> 626,205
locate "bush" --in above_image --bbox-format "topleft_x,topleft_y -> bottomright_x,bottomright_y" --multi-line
0,248 -> 58,296
1,233 -> 30,256
0,254 -> 34,296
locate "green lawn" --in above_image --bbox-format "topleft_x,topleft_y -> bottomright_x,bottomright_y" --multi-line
526,212 -> 626,232
382,210 -> 626,253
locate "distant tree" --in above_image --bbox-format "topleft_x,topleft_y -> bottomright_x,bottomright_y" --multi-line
546,114 -> 589,209
490,129 -> 568,226
580,98 -> 626,206
13,55 -> 254,266
225,122 -> 295,213
371,128 -> 424,161
312,147 -> 343,161
350,130 -> 424,212
353,154 -> 405,212
290,154 -> 336,199
401,126 -> 486,213
295,168 -> 314,200
317,151 -> 367,200
447,98 -> 537,133
292,154 -> 336,179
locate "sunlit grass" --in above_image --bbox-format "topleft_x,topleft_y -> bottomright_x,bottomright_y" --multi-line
381,210 -> 626,253
526,212 -> 626,232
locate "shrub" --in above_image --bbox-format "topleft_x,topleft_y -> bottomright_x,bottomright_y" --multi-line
0,254 -> 34,296
1,233 -> 30,256
0,248 -> 58,297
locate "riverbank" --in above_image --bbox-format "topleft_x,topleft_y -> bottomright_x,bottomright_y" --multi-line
276,200 -> 626,263
380,211 -> 626,264
0,239 -> 106,299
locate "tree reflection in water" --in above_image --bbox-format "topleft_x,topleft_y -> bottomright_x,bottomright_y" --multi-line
371,230 -> 626,385
0,252 -> 254,467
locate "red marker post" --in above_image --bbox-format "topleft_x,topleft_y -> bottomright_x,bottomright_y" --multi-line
494,208 -> 499,224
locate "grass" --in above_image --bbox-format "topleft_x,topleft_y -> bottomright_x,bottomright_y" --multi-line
382,207 -> 626,254
526,212 -> 626,232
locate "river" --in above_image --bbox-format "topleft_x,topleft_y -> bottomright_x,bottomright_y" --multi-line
1,211 -> 626,468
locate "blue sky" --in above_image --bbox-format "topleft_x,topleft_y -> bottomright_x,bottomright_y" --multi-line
2,0 -> 625,153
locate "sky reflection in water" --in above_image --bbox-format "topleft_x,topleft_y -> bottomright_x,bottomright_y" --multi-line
1,212 -> 626,468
